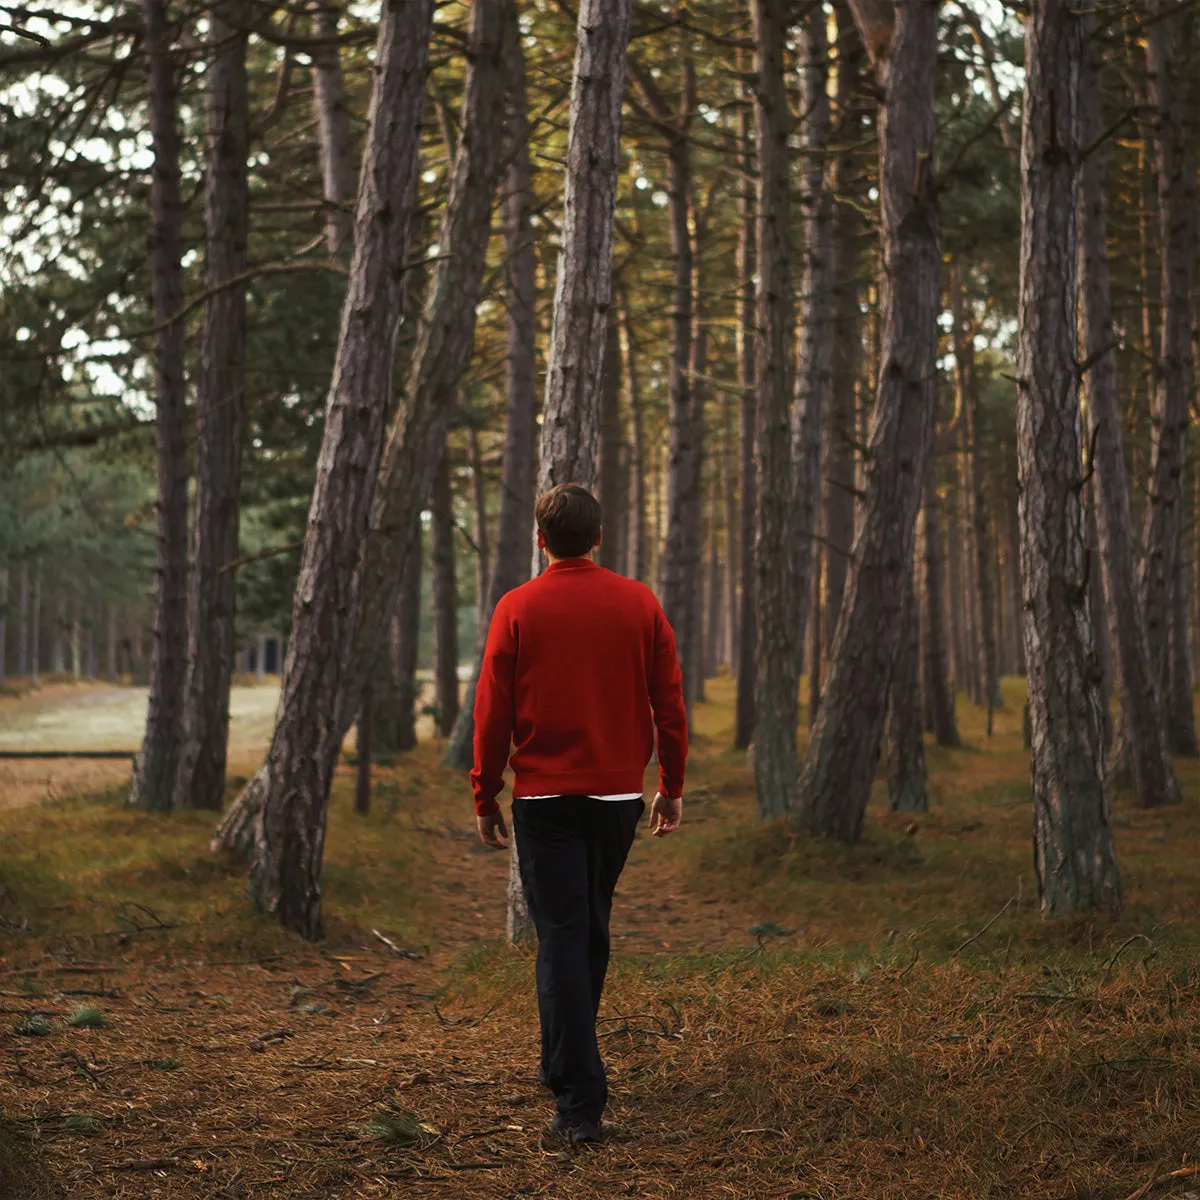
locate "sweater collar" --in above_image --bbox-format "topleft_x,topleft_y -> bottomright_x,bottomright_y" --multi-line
545,557 -> 599,574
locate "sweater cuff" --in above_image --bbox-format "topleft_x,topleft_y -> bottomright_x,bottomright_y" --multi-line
475,794 -> 501,818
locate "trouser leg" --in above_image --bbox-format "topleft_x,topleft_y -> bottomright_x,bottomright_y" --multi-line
584,798 -> 645,1018
512,798 -> 606,1124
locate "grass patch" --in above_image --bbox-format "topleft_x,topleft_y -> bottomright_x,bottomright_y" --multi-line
65,1005 -> 105,1029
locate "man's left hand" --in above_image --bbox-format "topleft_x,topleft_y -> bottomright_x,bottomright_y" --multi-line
477,810 -> 510,849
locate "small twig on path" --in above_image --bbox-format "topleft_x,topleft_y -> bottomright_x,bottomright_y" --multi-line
434,1002 -> 497,1029
950,898 -> 1014,957
896,949 -> 920,980
1122,1163 -> 1200,1200
372,929 -> 425,960
114,1158 -> 181,1171
1102,934 -> 1155,983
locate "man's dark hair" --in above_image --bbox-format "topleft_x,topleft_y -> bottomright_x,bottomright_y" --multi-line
535,484 -> 603,559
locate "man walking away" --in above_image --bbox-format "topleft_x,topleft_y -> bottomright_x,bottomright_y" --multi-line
471,483 -> 688,1145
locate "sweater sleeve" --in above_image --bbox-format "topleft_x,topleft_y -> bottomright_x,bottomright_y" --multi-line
649,600 -> 688,798
470,598 -> 517,817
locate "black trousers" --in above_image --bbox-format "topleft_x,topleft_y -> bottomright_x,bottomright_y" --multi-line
511,795 -> 644,1125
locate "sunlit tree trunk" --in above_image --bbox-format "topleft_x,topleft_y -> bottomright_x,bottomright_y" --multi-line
797,0 -> 941,842
598,309 -> 626,572
129,0 -> 190,812
174,0 -> 250,812
1017,0 -> 1122,916
212,0 -> 436,911
751,0 -> 798,817
508,0 -> 634,943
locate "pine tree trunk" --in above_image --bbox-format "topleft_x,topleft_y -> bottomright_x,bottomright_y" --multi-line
1086,482 -> 1113,755
621,299 -> 647,583
16,562 -> 28,678
443,16 -> 538,771
922,450 -> 959,745
797,0 -> 940,842
959,427 -> 983,705
650,44 -> 704,715
723,397 -> 739,673
431,451 -> 460,738
808,546 -> 823,725
355,681 -> 372,815
468,426 -> 490,633
509,0 -> 634,943
822,8 -> 863,657
392,548 -> 422,753
1141,4 -> 1198,756
242,0 -> 509,935
1168,559 -> 1196,754
688,247 -> 709,705
791,1 -> 837,684
131,0 -> 191,811
598,309 -> 626,572
751,0 -> 798,818
1018,0 -> 1122,917
174,0 -> 250,811
704,487 -> 722,678
212,0 -> 434,886
311,1 -> 356,259
888,559 -> 927,812
955,270 -> 1002,713
734,83 -> 758,751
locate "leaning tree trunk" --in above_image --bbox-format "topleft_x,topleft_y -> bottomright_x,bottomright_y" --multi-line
173,0 -> 250,812
751,0 -> 798,818
431,450 -> 460,737
797,0 -> 941,842
734,82 -> 758,751
243,0 -> 509,938
211,0 -> 433,882
1142,4 -> 1198,757
888,556 -> 927,812
1017,0 -> 1122,917
443,13 -> 538,770
311,1 -> 356,259
508,0 -> 634,943
130,0 -> 191,812
791,0 -> 837,683
1078,17 -> 1179,809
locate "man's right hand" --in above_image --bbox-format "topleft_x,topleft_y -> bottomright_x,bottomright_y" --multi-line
648,792 -> 682,838
477,810 -> 509,849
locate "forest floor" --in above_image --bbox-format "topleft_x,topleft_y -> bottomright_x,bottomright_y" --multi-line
2,677 -> 1199,1199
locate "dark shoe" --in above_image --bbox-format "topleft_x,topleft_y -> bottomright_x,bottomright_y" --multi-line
538,1063 -> 551,1091
568,1119 -> 602,1147
547,1113 -> 569,1138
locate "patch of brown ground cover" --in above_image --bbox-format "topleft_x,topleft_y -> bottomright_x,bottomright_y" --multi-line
2,676 -> 1199,1198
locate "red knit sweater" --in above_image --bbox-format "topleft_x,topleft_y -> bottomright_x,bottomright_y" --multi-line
471,558 -> 688,817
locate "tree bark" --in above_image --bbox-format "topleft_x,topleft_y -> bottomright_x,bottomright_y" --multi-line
1086,481 -> 1113,755
1142,3 -> 1198,757
355,680 -> 372,814
621,297 -> 647,583
734,80 -> 758,751
797,0 -> 941,842
922,450 -> 959,745
955,269 -> 1002,714
511,0 -> 634,942
468,426 -> 490,633
723,398 -> 739,674
791,1 -> 837,682
751,0 -> 798,818
213,0 -> 434,904
597,308 -> 626,572
174,0 -> 250,812
443,14 -> 538,771
888,558 -> 927,812
1017,0 -> 1122,917
431,449 -> 460,737
642,42 -> 704,714
131,0 -> 191,812
311,1 -> 356,259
